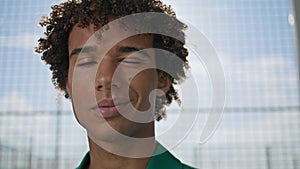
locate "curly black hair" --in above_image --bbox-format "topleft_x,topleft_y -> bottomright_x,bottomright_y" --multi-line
35,0 -> 189,121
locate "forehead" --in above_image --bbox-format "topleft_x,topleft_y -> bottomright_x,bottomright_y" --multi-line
68,24 -> 154,55
68,24 -> 95,52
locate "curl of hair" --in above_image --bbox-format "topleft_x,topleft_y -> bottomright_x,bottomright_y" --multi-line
35,0 -> 189,121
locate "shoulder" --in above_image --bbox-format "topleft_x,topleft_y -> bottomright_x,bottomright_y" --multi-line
147,143 -> 197,169
76,143 -> 198,169
76,152 -> 90,169
182,163 -> 197,169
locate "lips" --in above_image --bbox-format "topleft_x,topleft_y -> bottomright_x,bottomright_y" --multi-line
90,98 -> 130,118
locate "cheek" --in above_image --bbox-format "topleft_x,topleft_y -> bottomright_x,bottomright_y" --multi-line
129,70 -> 157,112
131,70 -> 157,96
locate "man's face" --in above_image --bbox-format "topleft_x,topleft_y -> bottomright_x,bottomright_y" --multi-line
66,23 -> 169,144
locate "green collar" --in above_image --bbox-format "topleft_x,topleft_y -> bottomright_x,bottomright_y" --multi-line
76,142 -> 195,169
146,143 -> 183,169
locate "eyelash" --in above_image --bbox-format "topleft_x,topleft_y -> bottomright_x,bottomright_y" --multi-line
124,60 -> 141,64
76,61 -> 98,67
76,56 -> 99,67
118,58 -> 142,64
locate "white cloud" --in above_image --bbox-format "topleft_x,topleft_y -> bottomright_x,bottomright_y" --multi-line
205,111 -> 300,145
0,91 -> 34,112
0,32 -> 40,50
0,91 -> 85,157
163,0 -> 229,22
219,54 -> 298,107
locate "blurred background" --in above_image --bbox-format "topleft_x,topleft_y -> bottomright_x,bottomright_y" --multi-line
0,0 -> 299,168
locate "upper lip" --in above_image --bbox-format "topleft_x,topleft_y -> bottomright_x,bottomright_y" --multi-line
91,98 -> 130,109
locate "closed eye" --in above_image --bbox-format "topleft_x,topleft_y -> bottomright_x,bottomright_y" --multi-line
76,56 -> 98,67
122,60 -> 142,64
118,46 -> 150,59
76,61 -> 98,67
117,57 -> 144,64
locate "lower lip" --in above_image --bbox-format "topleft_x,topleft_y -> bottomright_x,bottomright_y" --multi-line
91,104 -> 126,118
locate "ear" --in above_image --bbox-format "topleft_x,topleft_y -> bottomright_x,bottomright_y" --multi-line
157,72 -> 171,96
65,76 -> 71,98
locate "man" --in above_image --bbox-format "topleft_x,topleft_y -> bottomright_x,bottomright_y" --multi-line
35,0 -> 194,168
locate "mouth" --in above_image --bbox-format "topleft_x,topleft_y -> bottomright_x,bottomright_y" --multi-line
90,98 -> 130,119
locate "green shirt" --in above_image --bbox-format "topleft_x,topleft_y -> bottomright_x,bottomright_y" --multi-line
76,143 -> 196,169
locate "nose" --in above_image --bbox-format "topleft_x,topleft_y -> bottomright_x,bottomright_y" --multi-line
95,57 -> 119,91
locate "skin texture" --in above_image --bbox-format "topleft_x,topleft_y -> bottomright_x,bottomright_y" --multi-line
66,23 -> 171,168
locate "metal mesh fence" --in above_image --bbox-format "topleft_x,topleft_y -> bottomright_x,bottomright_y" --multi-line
0,0 -> 299,168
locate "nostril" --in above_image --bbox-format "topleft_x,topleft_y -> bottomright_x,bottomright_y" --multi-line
96,82 -> 119,90
97,84 -> 103,90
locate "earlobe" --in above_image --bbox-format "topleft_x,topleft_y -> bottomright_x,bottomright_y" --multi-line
66,85 -> 71,98
157,73 -> 171,96
65,77 -> 71,98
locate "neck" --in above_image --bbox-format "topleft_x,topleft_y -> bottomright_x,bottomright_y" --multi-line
88,123 -> 156,169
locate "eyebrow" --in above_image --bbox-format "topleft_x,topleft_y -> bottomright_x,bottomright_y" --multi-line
69,46 -> 96,58
69,45 -> 151,58
118,46 -> 151,59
